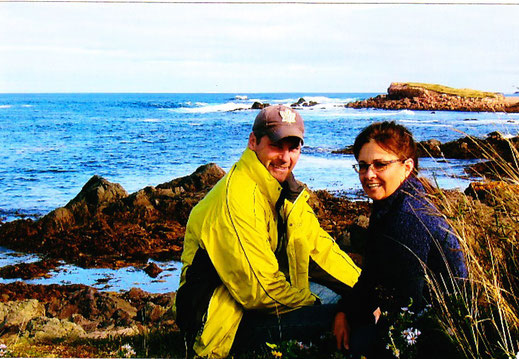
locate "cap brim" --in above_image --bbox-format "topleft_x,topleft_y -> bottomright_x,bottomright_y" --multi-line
267,126 -> 304,144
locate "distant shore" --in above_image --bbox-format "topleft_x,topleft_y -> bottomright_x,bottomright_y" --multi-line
347,82 -> 519,113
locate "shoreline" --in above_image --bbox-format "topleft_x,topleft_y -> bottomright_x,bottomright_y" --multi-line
347,83 -> 519,113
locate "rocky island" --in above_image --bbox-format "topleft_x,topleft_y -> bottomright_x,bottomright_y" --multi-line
347,82 -> 519,113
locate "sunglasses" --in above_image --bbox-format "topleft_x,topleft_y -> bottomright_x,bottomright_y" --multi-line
352,159 -> 405,174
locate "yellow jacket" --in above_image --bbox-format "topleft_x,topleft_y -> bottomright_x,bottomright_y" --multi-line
177,148 -> 360,358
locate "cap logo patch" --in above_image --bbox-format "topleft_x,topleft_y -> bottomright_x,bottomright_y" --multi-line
280,109 -> 296,124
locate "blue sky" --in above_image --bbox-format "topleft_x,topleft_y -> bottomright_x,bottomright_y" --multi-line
1,0 -> 518,93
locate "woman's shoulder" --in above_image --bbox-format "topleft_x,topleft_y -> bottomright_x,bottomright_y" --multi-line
393,178 -> 449,229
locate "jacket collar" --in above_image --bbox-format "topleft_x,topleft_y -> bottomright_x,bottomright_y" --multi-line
372,176 -> 424,221
237,148 -> 283,206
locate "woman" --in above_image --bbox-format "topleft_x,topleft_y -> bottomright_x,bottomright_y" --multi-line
334,121 -> 467,358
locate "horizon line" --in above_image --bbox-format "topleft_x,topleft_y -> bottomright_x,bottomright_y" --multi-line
1,0 -> 518,4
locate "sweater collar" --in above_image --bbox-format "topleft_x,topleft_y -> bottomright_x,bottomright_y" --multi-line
237,148 -> 283,206
372,176 -> 424,218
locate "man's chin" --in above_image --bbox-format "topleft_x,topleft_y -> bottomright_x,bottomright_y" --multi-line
269,169 -> 289,183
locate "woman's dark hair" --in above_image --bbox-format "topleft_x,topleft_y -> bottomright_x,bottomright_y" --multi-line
353,121 -> 419,177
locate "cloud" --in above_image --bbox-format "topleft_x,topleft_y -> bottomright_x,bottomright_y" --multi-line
1,1 -> 518,92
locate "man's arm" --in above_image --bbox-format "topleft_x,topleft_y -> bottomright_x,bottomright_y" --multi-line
201,185 -> 317,312
302,204 -> 361,288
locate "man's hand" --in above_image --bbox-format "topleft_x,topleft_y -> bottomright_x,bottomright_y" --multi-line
333,311 -> 350,350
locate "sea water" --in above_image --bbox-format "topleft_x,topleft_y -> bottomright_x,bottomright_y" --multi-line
1,93 -> 519,292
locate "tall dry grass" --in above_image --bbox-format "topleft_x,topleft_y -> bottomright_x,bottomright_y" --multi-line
428,135 -> 519,359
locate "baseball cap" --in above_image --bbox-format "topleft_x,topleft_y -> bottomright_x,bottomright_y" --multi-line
252,105 -> 304,143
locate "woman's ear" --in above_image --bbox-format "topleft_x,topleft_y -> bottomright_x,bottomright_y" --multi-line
404,158 -> 415,178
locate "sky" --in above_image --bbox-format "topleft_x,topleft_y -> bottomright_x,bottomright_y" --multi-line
0,0 -> 518,93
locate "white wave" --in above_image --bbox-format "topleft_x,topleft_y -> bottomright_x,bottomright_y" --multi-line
0,105 -> 12,109
281,96 -> 353,109
21,104 -> 33,108
399,119 -> 439,124
142,118 -> 161,122
235,95 -> 248,100
398,109 -> 415,115
174,102 -> 252,114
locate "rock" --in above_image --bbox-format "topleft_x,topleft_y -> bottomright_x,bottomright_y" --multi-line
387,83 -> 428,99
143,262 -> 162,278
251,101 -> 269,109
419,132 -> 519,162
347,82 -> 515,113
0,165 -> 226,268
0,282 -> 175,344
464,181 -> 519,205
0,259 -> 60,280
125,287 -> 149,305
417,139 -> 443,157
0,299 -> 46,331
137,302 -> 167,323
331,145 -> 353,155
28,317 -> 86,342
291,97 -> 318,107
72,313 -> 98,332
65,175 -> 129,224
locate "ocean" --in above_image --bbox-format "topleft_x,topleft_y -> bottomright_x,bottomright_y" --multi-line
1,92 -> 519,292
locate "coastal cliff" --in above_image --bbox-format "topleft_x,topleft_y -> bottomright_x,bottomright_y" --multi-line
347,82 -> 519,113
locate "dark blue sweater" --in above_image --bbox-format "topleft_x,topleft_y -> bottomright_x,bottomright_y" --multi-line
338,176 -> 467,323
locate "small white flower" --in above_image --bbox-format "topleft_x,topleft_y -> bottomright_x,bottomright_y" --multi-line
515,351 -> 519,359
120,344 -> 136,358
0,343 -> 7,357
402,328 -> 421,345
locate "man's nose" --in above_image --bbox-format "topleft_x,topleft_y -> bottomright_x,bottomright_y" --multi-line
280,148 -> 291,162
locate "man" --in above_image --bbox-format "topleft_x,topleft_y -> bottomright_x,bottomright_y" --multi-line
175,105 -> 360,358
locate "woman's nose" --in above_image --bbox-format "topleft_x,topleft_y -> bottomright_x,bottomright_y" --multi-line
363,165 -> 377,178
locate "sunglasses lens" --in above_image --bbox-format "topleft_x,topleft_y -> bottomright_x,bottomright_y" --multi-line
373,162 -> 387,171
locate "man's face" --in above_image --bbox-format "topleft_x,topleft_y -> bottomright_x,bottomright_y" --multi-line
248,133 -> 302,183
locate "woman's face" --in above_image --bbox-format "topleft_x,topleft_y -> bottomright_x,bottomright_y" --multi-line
357,139 -> 414,201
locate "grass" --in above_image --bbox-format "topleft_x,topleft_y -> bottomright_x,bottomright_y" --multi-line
397,82 -> 503,99
426,135 -> 519,359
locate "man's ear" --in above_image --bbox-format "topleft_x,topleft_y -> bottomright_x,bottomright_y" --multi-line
248,132 -> 257,150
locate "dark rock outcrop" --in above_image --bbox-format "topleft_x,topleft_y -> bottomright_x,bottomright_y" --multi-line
251,101 -> 269,109
0,282 -> 176,342
0,260 -> 60,280
0,164 -> 226,268
417,132 -> 519,161
347,82 -> 518,113
334,132 -> 519,163
464,181 -> 519,206
143,262 -> 163,278
291,97 -> 318,108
